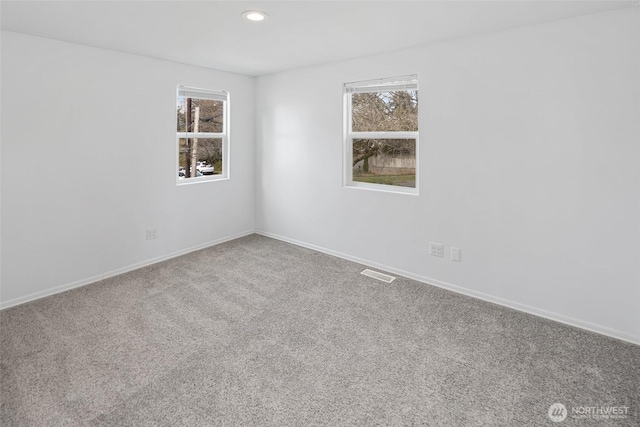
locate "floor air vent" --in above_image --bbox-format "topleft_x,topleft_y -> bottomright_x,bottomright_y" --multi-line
361,269 -> 396,283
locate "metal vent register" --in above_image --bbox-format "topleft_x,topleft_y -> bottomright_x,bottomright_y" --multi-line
360,269 -> 396,283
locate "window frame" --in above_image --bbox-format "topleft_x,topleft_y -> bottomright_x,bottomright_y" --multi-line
343,75 -> 419,195
176,85 -> 230,185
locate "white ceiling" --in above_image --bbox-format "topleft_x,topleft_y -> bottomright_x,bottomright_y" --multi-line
1,1 -> 636,76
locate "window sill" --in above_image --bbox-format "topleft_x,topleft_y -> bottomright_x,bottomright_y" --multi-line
177,175 -> 229,186
344,180 -> 419,195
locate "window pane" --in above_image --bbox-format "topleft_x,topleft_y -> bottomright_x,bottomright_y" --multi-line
351,90 -> 418,132
176,97 -> 224,133
177,96 -> 187,132
352,139 -> 416,188
191,98 -> 224,133
178,138 -> 223,179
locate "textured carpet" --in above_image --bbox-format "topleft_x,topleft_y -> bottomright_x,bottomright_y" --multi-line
1,234 -> 638,426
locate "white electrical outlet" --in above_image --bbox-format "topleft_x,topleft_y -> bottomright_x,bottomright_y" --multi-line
146,229 -> 158,240
429,242 -> 444,257
451,247 -> 461,262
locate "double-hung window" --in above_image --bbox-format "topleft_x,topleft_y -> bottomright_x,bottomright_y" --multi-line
344,75 -> 418,193
176,86 -> 229,183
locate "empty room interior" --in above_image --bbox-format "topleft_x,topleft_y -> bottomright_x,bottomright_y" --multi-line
1,1 -> 639,425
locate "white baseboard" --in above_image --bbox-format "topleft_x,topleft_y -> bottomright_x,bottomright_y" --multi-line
0,230 -> 254,310
256,230 -> 640,346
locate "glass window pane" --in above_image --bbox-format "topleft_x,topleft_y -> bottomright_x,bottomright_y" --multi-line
177,96 -> 187,132
352,139 -> 416,188
190,98 -> 224,133
351,90 -> 418,132
177,97 -> 224,133
178,138 -> 223,179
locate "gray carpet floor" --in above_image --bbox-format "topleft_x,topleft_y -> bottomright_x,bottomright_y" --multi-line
1,234 -> 638,426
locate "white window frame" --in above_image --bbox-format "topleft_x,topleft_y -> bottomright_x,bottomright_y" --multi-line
343,75 -> 419,195
176,85 -> 230,185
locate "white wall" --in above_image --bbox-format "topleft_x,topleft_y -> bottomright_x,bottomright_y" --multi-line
256,9 -> 640,343
1,32 -> 255,306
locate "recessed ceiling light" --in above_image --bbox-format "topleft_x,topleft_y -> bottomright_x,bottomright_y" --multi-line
242,10 -> 269,22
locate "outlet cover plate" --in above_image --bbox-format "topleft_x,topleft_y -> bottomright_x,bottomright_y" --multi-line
429,242 -> 444,257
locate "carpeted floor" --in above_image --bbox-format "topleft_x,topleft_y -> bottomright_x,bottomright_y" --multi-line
1,234 -> 638,426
